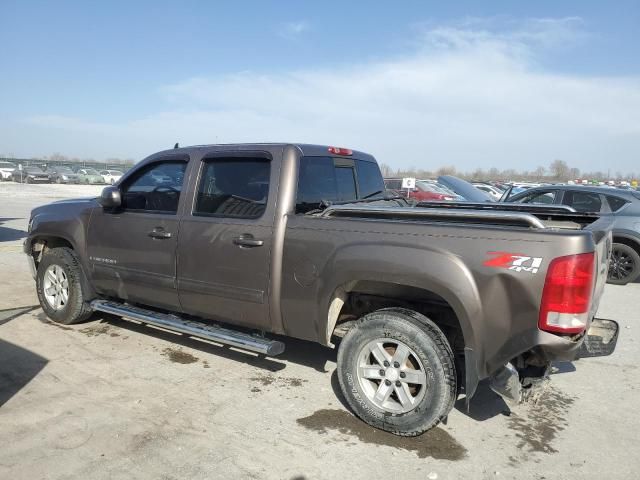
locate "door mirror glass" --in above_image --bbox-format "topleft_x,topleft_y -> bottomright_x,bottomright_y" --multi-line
99,186 -> 122,208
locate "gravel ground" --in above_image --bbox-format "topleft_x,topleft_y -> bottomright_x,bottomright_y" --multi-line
0,183 -> 638,480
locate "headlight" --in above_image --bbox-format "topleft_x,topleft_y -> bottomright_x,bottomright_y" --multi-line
28,217 -> 34,232
62,175 -> 68,180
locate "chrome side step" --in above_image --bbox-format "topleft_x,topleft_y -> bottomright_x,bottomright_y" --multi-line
90,300 -> 285,356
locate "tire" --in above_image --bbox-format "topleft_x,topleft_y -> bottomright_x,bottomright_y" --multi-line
56,177 -> 61,184
26,177 -> 31,184
608,243 -> 640,285
36,247 -> 93,325
337,308 -> 457,436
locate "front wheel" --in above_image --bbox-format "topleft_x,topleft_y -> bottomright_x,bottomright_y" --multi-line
36,247 -> 93,324
336,308 -> 457,436
608,243 -> 640,285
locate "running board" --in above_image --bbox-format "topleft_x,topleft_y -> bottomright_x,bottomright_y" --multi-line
90,300 -> 285,356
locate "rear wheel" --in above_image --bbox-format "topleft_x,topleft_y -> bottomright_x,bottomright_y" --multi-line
608,243 -> 640,285
336,308 -> 457,436
36,247 -> 93,324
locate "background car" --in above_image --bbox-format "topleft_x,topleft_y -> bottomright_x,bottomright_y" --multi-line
75,168 -> 106,184
383,178 -> 458,201
99,169 -> 124,185
47,165 -> 79,184
10,165 -> 50,183
505,185 -> 640,285
473,182 -> 503,200
0,161 -> 16,181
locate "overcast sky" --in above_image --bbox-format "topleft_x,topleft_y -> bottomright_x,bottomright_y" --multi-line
1,1 -> 639,172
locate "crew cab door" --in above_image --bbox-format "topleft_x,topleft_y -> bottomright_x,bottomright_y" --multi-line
86,158 -> 189,310
177,152 -> 275,331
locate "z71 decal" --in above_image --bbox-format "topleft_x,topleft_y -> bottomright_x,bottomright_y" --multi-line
483,252 -> 543,274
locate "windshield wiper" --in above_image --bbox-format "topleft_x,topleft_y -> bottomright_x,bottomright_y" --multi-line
320,191 -> 407,208
363,190 -> 384,199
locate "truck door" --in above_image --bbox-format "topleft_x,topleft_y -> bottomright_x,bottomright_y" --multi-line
177,152 -> 275,331
86,158 -> 189,310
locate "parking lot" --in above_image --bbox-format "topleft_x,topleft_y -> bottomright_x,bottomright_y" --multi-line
1,182 -> 639,480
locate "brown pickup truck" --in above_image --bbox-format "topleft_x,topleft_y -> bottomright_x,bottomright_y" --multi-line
25,143 -> 618,436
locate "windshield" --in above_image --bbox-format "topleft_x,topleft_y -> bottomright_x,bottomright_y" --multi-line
437,175 -> 494,202
25,166 -> 44,173
416,181 -> 438,193
57,167 -> 74,173
84,168 -> 99,175
110,170 -> 123,175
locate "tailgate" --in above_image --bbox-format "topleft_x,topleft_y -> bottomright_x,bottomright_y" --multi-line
586,216 -> 614,320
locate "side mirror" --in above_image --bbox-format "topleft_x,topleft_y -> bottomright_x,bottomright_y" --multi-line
98,186 -> 122,208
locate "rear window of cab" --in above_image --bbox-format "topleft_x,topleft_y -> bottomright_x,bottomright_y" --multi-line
296,156 -> 384,213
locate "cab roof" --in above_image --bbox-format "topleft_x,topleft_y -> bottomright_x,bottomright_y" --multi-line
145,143 -> 377,163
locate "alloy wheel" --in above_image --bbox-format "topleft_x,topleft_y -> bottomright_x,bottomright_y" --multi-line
356,338 -> 429,414
43,264 -> 70,311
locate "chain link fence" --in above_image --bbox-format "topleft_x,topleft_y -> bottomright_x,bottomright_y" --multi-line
0,157 -> 135,172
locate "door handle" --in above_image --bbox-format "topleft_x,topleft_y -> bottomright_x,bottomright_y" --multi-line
233,234 -> 264,248
148,228 -> 172,239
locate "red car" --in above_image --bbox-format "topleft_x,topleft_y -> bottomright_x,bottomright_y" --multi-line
384,178 -> 456,201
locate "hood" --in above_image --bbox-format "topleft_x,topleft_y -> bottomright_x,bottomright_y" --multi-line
31,197 -> 97,217
50,197 -> 97,205
437,175 -> 495,203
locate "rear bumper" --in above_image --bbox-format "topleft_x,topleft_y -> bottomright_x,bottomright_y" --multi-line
489,318 -> 619,404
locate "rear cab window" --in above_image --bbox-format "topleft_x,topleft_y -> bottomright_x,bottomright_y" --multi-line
295,156 -> 384,213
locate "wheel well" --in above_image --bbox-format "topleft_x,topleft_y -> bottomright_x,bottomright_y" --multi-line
329,280 -> 466,388
30,236 -> 74,266
613,236 -> 640,256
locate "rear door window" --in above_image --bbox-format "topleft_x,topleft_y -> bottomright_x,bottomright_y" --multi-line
194,158 -> 270,219
562,191 -> 604,213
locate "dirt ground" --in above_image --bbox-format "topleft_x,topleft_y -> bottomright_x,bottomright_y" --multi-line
1,182 -> 638,479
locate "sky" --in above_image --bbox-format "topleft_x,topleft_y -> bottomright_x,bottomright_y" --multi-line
1,0 -> 639,173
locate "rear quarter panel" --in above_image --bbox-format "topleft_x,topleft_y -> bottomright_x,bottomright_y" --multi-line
281,215 -> 600,379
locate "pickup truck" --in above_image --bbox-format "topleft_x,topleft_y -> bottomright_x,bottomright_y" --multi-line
24,143 -> 618,436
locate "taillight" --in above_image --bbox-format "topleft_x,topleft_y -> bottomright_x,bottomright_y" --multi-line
539,253 -> 595,334
328,146 -> 353,156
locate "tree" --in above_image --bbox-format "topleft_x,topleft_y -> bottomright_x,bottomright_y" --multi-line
533,166 -> 546,180
549,159 -> 570,181
569,167 -> 581,180
379,162 -> 394,177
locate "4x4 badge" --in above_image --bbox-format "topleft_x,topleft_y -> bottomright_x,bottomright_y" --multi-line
483,252 -> 543,274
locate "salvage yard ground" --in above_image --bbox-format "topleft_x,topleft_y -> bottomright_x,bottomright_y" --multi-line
1,183 -> 639,479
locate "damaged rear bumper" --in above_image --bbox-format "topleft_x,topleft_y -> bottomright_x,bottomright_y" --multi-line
489,318 -> 619,404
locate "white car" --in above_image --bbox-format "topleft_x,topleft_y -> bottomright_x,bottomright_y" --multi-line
472,183 -> 503,200
99,169 -> 124,185
0,161 -> 16,181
